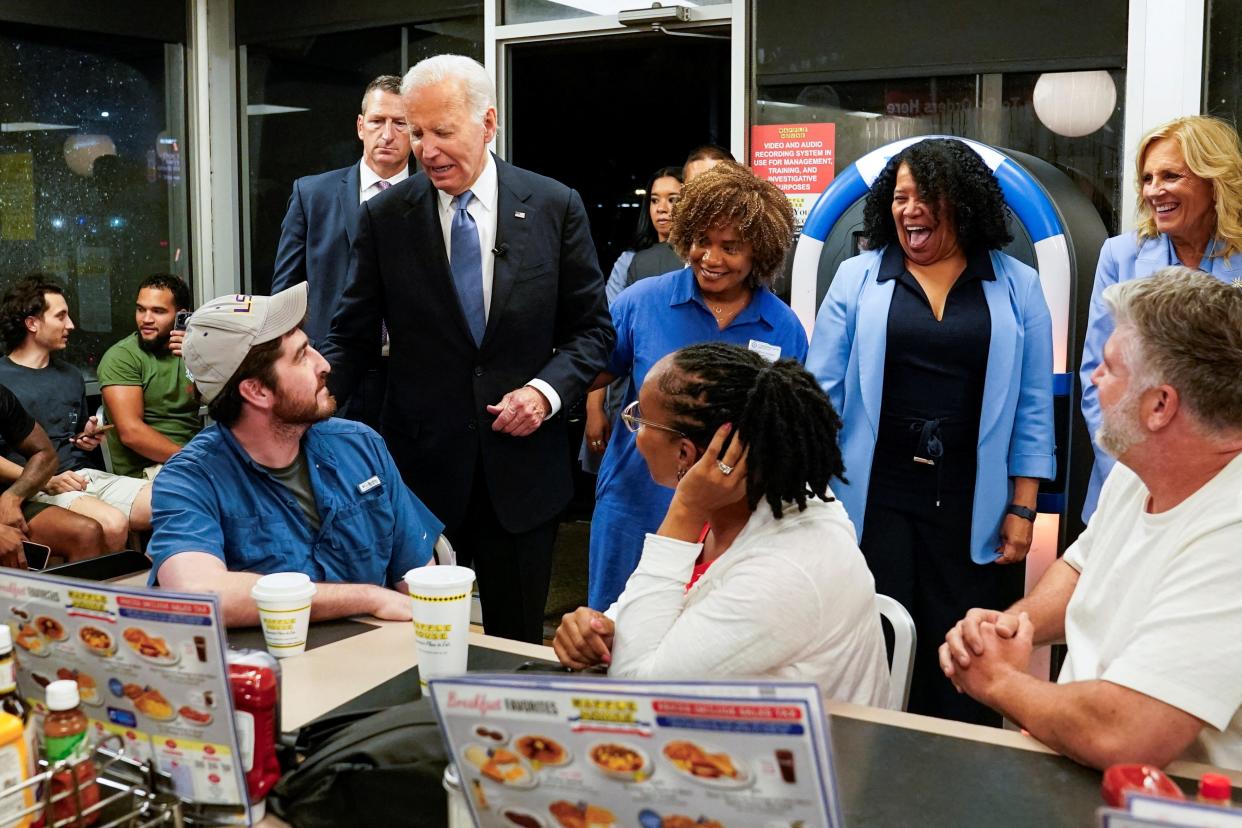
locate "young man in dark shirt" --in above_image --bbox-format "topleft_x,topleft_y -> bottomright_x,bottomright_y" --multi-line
0,383 -> 108,566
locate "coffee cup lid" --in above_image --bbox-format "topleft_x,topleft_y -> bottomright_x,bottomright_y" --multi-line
404,565 -> 475,592
251,571 -> 317,603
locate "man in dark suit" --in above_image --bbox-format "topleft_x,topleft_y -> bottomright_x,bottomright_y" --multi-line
272,75 -> 411,425
323,55 -> 613,643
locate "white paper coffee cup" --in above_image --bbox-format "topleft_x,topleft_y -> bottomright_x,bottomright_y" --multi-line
250,572 -> 316,658
403,566 -> 475,687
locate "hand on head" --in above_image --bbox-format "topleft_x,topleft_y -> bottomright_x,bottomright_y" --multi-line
671,423 -> 749,517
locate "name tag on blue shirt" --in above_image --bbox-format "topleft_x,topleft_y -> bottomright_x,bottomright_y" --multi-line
748,339 -> 782,362
358,475 -> 382,494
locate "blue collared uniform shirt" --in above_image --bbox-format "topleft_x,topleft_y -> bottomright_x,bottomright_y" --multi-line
588,266 -> 809,609
148,418 -> 442,585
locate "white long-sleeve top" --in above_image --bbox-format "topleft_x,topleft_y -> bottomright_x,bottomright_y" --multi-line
607,495 -> 892,708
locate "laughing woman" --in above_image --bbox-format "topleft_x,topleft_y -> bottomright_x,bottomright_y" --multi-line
805,138 -> 1054,725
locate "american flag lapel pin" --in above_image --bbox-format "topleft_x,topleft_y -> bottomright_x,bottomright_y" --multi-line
515,211 -> 526,219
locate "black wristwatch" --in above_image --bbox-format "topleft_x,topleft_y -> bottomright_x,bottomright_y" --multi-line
1006,504 -> 1037,522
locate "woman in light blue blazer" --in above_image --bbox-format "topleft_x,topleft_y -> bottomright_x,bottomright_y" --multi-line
807,139 -> 1054,725
1080,116 -> 1242,520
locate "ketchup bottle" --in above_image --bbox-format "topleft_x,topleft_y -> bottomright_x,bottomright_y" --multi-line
227,650 -> 281,821
42,681 -> 98,827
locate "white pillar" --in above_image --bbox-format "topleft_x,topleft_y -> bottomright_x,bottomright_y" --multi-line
1121,0 -> 1205,232
186,0 -> 241,303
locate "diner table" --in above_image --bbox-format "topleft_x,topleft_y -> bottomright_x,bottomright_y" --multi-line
248,616 -> 1241,827
100,566 -> 1242,826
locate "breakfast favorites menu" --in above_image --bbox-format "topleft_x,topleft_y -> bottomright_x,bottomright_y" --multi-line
429,675 -> 843,828
0,569 -> 250,822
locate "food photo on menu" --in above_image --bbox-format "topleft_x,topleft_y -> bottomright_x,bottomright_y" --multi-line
434,679 -> 838,828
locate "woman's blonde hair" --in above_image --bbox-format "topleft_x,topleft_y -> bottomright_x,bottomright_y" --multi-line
1134,116 -> 1242,258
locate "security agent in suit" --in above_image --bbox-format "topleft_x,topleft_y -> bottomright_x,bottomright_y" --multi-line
322,55 -> 614,643
272,75 -> 411,426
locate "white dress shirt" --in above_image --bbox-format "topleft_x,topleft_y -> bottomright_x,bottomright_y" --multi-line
434,154 -> 561,415
359,159 -> 409,203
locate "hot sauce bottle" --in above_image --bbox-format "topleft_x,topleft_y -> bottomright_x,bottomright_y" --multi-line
227,650 -> 281,820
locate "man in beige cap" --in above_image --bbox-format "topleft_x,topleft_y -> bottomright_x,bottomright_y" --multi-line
147,283 -> 445,626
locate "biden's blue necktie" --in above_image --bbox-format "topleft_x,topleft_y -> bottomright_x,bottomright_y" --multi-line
450,190 -> 486,345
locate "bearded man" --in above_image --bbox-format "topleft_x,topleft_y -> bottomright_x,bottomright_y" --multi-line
148,284 -> 445,626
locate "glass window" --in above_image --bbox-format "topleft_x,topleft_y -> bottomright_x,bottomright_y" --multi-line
0,22 -> 189,373
753,71 -> 1125,235
243,17 -> 483,295
1205,0 -> 1242,119
504,0 -> 727,26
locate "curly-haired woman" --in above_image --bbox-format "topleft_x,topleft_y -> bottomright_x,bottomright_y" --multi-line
586,162 -> 808,611
805,138 -> 1054,724
557,343 -> 891,708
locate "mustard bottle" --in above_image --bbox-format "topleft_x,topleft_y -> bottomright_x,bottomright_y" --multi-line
0,711 -> 31,827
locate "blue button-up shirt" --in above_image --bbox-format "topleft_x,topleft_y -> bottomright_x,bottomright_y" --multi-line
148,418 -> 442,586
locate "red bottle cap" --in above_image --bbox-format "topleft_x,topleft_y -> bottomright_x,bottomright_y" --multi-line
1199,773 -> 1232,802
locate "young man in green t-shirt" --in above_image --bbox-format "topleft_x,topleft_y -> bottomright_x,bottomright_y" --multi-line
98,275 -> 202,479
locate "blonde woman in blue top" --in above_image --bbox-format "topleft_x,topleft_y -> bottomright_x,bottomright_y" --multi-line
806,138 -> 1054,725
1079,116 -> 1242,521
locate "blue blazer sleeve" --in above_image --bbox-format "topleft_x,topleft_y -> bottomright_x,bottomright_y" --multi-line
1008,266 -> 1056,480
272,179 -> 308,293
1079,236 -> 1123,447
806,257 -> 862,417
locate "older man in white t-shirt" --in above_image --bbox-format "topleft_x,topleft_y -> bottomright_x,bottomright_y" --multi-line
939,267 -> 1242,771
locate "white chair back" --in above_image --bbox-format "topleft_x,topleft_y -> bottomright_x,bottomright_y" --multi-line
875,593 -> 916,711
94,404 -> 114,474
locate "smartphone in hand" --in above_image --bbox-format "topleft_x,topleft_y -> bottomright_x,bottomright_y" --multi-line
74,423 -> 116,441
174,310 -> 191,331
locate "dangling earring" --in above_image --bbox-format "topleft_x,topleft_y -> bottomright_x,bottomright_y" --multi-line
676,466 -> 687,481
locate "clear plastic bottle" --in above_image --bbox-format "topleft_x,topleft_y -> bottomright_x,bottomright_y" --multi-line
43,680 -> 98,827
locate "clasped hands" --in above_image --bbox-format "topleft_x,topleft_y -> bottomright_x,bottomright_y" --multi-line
938,607 -> 1035,705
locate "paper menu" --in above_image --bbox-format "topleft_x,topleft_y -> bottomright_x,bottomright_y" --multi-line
430,675 -> 843,828
0,569 -> 248,818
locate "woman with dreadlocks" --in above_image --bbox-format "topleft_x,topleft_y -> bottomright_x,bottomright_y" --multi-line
806,138 -> 1054,725
555,343 -> 891,707
585,162 -> 809,613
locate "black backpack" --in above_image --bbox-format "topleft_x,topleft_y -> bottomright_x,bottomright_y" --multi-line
269,698 -> 449,827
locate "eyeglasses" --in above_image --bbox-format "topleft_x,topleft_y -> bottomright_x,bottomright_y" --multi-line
621,400 -> 687,439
